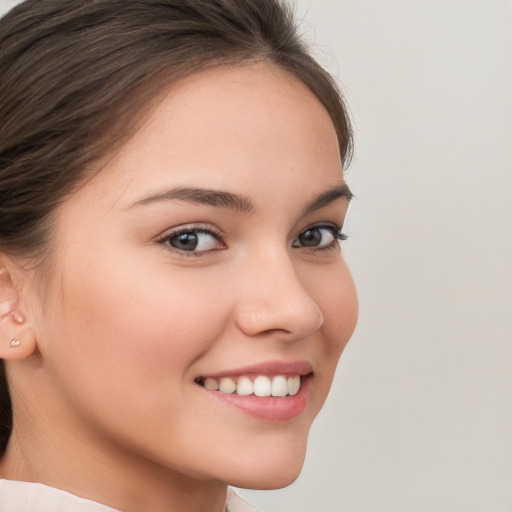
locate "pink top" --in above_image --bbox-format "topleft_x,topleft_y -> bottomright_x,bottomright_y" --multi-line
0,480 -> 258,512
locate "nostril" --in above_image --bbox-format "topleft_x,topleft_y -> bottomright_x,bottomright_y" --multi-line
257,327 -> 293,338
233,260 -> 324,339
234,296 -> 323,340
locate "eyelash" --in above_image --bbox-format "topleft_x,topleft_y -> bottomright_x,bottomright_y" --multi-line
292,223 -> 347,252
156,224 -> 225,256
156,222 -> 347,255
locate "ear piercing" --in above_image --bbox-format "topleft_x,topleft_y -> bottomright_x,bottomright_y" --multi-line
10,339 -> 20,347
13,312 -> 25,324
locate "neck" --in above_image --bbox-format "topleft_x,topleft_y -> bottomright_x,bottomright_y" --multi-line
0,409 -> 228,512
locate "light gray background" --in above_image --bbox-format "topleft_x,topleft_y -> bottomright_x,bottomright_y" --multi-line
1,1 -> 510,511
240,1 -> 512,511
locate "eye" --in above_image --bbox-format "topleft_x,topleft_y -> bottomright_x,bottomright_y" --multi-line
158,226 -> 224,253
292,224 -> 346,249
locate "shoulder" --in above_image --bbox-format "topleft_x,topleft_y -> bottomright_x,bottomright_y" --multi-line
0,479 -> 260,512
226,488 -> 261,512
0,479 -> 119,512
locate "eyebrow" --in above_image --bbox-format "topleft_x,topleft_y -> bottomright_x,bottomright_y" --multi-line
301,184 -> 353,216
130,183 -> 352,215
130,186 -> 255,214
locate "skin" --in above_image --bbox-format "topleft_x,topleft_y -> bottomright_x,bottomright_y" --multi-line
0,63 -> 358,512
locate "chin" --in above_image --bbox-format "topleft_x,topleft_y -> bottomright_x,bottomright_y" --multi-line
241,470 -> 303,491
224,441 -> 307,490
229,466 -> 304,491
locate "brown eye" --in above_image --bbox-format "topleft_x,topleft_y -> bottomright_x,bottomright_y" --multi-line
298,229 -> 322,246
293,225 -> 342,249
170,232 -> 199,251
163,229 -> 223,252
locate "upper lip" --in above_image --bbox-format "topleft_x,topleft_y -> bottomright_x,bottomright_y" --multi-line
198,360 -> 313,379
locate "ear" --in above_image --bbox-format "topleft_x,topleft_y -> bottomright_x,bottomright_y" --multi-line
0,256 -> 38,361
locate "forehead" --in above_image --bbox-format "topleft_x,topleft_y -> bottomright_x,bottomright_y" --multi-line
83,63 -> 344,208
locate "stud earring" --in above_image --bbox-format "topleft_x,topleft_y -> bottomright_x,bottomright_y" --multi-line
10,339 -> 20,347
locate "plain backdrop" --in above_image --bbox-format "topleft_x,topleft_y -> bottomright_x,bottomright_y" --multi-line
239,2 -> 512,511
0,1 -> 511,511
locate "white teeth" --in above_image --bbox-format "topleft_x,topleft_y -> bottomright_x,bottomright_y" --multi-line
236,376 -> 253,396
204,377 -> 219,391
253,376 -> 272,397
200,374 -> 303,397
287,376 -> 300,396
271,375 -> 288,397
219,377 -> 236,394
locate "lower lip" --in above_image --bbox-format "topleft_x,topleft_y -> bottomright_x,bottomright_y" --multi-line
200,376 -> 310,422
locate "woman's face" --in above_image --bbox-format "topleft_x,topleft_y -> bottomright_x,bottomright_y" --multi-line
24,64 -> 358,490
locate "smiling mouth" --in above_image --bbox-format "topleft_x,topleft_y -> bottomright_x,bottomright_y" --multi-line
195,374 -> 310,397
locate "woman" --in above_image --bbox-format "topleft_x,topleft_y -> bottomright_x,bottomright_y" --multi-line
0,0 -> 358,510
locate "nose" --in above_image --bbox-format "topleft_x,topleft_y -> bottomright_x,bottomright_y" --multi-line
233,253 -> 324,341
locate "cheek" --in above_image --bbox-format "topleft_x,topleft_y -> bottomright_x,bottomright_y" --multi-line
313,261 -> 358,359
39,252 -> 229,400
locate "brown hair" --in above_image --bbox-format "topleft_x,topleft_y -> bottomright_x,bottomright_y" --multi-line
0,0 -> 352,453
